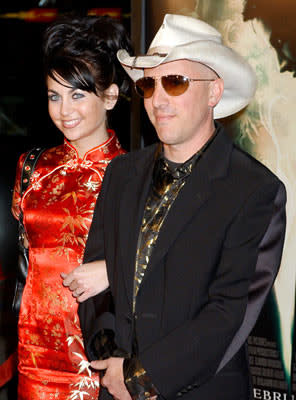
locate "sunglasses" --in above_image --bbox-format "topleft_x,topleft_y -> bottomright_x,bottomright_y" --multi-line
134,74 -> 216,98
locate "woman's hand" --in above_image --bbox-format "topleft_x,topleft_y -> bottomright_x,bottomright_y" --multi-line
61,260 -> 108,302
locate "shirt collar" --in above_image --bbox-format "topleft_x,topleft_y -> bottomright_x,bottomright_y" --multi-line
154,127 -> 218,180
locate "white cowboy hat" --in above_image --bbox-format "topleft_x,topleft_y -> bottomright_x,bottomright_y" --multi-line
117,14 -> 257,119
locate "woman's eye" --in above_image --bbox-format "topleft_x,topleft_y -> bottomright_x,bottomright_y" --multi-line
48,94 -> 59,101
73,92 -> 85,100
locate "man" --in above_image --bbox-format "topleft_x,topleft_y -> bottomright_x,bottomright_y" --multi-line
78,14 -> 286,400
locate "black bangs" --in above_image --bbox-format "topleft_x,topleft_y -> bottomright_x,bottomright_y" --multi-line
47,57 -> 97,95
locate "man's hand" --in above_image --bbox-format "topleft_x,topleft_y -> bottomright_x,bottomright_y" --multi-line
61,260 -> 108,302
91,357 -> 132,400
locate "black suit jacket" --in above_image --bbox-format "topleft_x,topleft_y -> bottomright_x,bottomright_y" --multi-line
79,125 -> 286,400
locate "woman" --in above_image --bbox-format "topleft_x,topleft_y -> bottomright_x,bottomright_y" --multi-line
11,15 -> 132,400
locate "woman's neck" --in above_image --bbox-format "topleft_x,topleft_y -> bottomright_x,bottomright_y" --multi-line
69,130 -> 110,159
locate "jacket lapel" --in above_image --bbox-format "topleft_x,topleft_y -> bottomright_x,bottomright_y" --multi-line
118,144 -> 157,307
141,127 -> 233,284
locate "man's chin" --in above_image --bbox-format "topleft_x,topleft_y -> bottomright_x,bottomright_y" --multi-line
155,128 -> 177,143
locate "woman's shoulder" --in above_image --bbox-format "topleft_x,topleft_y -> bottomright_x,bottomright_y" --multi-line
17,143 -> 64,164
35,143 -> 75,169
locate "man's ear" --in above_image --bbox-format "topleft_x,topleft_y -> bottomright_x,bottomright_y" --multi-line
104,84 -> 119,110
208,78 -> 224,108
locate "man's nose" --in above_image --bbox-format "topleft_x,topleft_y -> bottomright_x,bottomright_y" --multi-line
151,78 -> 169,108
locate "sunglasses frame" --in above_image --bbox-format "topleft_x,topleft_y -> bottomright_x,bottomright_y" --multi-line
134,74 -> 216,98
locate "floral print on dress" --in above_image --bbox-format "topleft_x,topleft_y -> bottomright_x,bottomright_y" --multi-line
11,131 -> 125,400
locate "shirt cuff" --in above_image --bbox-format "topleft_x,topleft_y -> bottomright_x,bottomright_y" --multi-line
92,329 -> 129,360
123,357 -> 158,399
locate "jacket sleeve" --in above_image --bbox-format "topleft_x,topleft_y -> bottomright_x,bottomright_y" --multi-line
78,161 -> 116,361
136,180 -> 286,399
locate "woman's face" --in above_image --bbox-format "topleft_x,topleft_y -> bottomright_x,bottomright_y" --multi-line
47,73 -> 117,150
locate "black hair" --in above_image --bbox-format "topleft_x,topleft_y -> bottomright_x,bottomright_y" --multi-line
43,15 -> 133,97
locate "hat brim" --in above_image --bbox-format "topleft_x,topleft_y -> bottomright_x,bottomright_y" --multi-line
117,40 -> 257,119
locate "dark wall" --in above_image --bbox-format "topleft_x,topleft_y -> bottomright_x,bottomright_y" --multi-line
0,3 -> 131,398
0,2 -> 132,151
0,1 -> 133,279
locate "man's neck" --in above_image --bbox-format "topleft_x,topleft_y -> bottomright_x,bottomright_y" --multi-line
163,125 -> 216,163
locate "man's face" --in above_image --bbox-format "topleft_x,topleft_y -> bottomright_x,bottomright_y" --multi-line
143,60 -> 223,162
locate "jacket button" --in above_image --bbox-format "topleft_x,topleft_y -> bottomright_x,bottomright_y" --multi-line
125,315 -> 132,324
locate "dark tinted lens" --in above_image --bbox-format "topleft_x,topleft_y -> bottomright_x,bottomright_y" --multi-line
135,77 -> 155,98
162,75 -> 189,96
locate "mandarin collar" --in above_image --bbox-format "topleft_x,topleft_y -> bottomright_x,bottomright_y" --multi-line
64,130 -> 121,164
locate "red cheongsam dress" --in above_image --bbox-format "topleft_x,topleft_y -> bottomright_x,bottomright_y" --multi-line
11,131 -> 125,400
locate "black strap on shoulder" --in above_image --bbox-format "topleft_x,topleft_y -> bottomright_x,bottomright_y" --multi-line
20,147 -> 45,196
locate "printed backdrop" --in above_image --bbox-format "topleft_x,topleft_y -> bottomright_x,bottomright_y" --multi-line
147,0 -> 296,398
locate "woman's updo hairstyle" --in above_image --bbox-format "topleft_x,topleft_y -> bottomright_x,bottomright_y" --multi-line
43,15 -> 133,97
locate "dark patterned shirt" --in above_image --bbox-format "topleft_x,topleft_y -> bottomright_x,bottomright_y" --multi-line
133,133 -> 216,312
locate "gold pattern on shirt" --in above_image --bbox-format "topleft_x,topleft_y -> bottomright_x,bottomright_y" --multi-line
133,146 -> 202,312
133,129 -> 218,312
